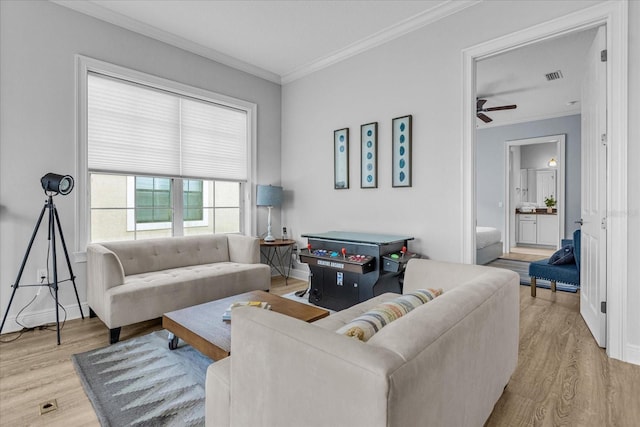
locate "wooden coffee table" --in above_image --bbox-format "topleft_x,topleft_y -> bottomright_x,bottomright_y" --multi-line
162,290 -> 329,360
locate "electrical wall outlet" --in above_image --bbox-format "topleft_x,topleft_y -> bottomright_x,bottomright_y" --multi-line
37,268 -> 48,283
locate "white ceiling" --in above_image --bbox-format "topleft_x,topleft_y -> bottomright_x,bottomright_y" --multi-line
54,0 -> 597,126
476,27 -> 598,128
55,0 -> 473,83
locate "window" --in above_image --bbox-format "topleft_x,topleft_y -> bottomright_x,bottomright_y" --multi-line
136,177 -> 172,224
78,57 -> 255,247
90,174 -> 241,241
183,179 -> 203,222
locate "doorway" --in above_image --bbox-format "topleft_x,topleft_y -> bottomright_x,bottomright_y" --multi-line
461,2 -> 629,360
504,135 -> 566,259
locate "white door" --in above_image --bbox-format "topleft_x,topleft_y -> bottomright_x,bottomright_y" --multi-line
580,26 -> 607,347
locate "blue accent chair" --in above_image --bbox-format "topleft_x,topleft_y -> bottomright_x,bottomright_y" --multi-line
528,229 -> 581,297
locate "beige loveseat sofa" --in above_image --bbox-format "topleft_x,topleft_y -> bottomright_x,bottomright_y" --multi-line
87,234 -> 270,343
206,259 -> 519,427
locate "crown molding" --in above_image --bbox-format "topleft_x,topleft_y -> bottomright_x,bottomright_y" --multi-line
51,0 -> 480,86
50,0 -> 282,84
281,0 -> 481,84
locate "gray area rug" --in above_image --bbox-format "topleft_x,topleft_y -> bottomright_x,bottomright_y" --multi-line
487,258 -> 579,293
72,330 -> 212,426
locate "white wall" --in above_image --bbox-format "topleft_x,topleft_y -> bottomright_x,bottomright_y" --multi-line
281,0 -> 639,363
0,0 -> 281,332
282,1 -> 598,262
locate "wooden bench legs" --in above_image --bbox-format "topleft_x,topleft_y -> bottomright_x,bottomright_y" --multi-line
531,277 -> 536,297
530,277 -> 557,297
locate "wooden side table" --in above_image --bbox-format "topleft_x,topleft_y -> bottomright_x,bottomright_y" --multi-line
260,239 -> 296,285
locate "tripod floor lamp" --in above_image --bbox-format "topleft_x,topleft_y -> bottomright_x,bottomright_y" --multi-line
0,173 -> 84,344
256,185 -> 283,242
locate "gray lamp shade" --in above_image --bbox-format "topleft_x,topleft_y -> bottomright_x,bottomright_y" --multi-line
256,185 -> 283,207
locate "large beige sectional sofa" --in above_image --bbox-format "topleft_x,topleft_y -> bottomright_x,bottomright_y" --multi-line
206,259 -> 520,427
87,234 -> 270,343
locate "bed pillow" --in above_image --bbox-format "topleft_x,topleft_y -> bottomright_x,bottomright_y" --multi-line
548,245 -> 575,265
336,288 -> 443,342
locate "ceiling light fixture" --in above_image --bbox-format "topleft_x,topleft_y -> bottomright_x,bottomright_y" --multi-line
548,158 -> 558,167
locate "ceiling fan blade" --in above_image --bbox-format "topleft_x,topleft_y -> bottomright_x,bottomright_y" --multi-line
477,113 -> 492,123
484,104 -> 517,111
476,99 -> 487,110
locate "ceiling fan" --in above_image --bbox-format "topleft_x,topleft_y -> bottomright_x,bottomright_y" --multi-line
476,98 -> 517,123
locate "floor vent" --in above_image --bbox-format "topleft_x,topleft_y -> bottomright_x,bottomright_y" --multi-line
39,399 -> 58,415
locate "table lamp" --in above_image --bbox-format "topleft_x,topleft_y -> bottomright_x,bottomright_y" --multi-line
256,184 -> 283,242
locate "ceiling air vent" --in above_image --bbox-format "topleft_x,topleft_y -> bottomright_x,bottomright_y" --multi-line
545,70 -> 563,81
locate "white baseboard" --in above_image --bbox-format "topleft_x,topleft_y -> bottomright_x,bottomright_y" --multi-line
288,267 -> 309,282
268,265 -> 309,283
626,344 -> 640,366
0,302 -> 89,334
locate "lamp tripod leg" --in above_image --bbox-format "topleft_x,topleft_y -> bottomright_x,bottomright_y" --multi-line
47,202 -> 83,345
49,200 -> 62,345
0,282 -> 20,336
0,202 -> 48,336
0,198 -> 81,345
53,206 -> 83,320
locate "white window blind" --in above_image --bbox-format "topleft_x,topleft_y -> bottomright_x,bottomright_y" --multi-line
88,72 -> 248,181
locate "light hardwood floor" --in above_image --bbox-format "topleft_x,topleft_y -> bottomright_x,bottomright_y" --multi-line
1,277 -> 639,426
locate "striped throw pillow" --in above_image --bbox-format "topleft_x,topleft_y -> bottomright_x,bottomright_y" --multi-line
336,288 -> 443,341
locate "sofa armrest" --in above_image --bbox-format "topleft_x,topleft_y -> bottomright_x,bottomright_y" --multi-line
206,358 -> 230,427
86,244 -> 125,321
222,307 -> 404,427
227,234 -> 260,264
369,270 -> 520,426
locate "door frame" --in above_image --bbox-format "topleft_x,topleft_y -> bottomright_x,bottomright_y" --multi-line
462,2 -> 628,360
504,135 -> 566,252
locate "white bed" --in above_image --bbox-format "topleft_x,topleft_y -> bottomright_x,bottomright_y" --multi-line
476,226 -> 503,265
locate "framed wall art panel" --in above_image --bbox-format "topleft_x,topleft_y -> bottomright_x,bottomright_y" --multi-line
360,122 -> 378,188
392,115 -> 412,187
334,128 -> 349,189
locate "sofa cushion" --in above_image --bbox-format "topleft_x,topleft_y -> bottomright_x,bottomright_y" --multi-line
105,262 -> 270,328
312,293 -> 399,331
101,234 -> 231,276
335,289 -> 442,341
548,245 -> 575,265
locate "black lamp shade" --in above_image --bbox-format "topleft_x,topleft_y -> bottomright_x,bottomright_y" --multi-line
41,173 -> 74,195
